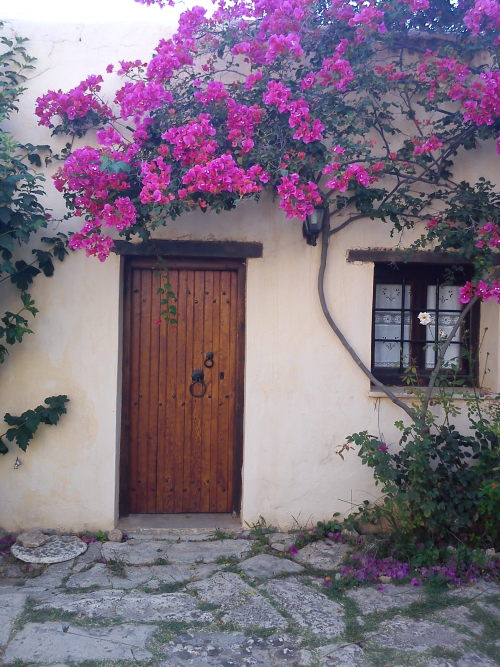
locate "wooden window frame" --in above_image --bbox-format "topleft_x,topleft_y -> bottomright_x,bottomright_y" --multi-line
371,262 -> 480,386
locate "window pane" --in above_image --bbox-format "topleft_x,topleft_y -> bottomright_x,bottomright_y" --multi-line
425,285 -> 462,369
374,284 -> 410,368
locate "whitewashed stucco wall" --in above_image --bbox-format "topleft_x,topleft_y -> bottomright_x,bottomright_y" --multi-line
0,20 -> 498,531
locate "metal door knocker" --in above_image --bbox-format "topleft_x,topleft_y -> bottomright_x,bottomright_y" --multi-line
189,369 -> 207,397
204,351 -> 214,368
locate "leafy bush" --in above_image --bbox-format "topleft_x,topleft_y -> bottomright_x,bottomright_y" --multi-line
343,397 -> 499,547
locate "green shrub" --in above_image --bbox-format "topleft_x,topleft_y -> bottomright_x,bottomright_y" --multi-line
344,397 -> 499,547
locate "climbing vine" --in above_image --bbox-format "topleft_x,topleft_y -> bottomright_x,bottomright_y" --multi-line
0,25 -> 69,458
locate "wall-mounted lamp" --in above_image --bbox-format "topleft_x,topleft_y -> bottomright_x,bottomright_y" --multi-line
302,206 -> 325,246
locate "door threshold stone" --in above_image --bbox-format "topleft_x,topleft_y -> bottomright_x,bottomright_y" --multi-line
117,512 -> 241,533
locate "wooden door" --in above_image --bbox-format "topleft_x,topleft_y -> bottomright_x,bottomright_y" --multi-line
120,257 -> 245,514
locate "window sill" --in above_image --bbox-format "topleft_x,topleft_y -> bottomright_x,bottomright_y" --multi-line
368,387 -> 493,399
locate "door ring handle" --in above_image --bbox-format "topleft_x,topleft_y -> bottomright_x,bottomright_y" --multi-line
189,381 -> 207,398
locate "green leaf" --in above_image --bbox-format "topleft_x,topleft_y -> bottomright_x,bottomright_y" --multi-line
0,234 -> 13,252
0,208 -> 12,224
10,261 -> 40,290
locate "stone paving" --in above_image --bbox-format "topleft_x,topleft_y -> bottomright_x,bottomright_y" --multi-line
0,529 -> 498,666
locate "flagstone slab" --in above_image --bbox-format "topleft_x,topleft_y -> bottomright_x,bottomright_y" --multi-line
66,562 -> 220,590
22,560 -> 76,591
237,554 -> 305,579
11,535 -> 87,564
0,554 -> 25,579
0,592 -> 27,646
366,615 -> 466,652
165,539 -> 251,563
431,604 -> 485,635
101,539 -> 170,565
261,578 -> 345,638
448,581 -> 500,600
101,537 -> 249,565
292,542 -> 352,570
34,590 -> 214,623
2,622 -> 155,663
160,630 -> 303,665
428,654 -> 499,667
315,642 -> 370,666
476,599 -> 500,620
72,541 -> 102,572
188,571 -> 287,629
346,583 -> 424,614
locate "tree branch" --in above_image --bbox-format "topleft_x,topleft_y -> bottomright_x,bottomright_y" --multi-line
421,295 -> 479,415
317,220 -> 417,421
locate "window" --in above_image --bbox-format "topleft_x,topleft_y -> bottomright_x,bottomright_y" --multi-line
372,263 -> 478,385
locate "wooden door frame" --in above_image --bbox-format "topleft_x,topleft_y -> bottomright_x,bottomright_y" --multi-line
119,255 -> 247,516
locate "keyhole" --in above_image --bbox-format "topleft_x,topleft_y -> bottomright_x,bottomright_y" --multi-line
219,371 -> 225,380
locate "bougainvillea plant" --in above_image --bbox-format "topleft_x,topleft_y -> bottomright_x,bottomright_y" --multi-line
35,0 -> 499,417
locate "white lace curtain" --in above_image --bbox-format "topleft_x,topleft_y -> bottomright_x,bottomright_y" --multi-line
374,283 -> 462,370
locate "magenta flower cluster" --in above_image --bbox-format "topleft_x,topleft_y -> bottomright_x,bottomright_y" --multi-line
34,0 -> 499,268
36,75 -> 112,127
263,81 -> 325,143
277,173 -> 322,219
459,279 -> 500,305
335,552 -> 498,586
180,155 -> 269,199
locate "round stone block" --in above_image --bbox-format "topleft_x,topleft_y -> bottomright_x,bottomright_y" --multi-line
11,535 -> 87,564
107,529 -> 123,543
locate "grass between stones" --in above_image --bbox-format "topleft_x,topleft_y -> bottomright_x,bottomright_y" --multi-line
142,581 -> 185,594
197,601 -> 218,612
63,584 -> 102,594
66,661 -> 158,667
153,557 -> 169,565
215,554 -> 240,565
149,619 -> 193,646
13,598 -> 127,632
210,528 -> 234,540
361,646 -> 428,666
105,559 -> 127,578
465,603 -> 500,661
242,625 -> 276,639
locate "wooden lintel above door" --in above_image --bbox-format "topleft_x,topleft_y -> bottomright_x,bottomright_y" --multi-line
114,239 -> 263,259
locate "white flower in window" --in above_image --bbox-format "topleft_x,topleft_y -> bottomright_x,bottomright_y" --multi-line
418,312 -> 432,326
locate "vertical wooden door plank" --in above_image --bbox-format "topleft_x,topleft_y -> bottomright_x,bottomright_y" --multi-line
157,268 -> 179,512
146,269 -> 160,512
128,267 -> 142,513
200,270 -> 214,511
138,268 -> 155,512
187,270 -> 205,510
173,269 -> 189,513
216,270 -> 231,511
225,270 -> 238,508
182,270 -> 196,512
